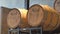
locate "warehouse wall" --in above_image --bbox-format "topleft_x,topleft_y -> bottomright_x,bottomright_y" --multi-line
0,7 -> 1,34
0,0 -> 55,34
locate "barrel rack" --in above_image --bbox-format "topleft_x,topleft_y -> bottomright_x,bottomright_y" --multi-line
8,27 -> 42,34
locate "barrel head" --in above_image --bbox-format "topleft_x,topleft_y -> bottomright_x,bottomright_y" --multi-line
7,8 -> 21,28
28,4 -> 44,27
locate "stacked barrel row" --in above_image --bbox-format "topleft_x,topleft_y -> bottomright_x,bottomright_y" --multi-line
7,4 -> 60,31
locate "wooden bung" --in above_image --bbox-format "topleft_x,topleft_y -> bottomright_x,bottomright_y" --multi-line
28,4 -> 60,31
54,0 -> 60,13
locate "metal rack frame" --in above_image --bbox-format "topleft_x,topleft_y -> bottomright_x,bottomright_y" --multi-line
8,27 -> 42,34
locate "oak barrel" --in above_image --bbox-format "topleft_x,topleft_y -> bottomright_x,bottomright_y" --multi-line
7,8 -> 30,28
17,9 -> 30,28
28,4 -> 60,31
54,0 -> 60,13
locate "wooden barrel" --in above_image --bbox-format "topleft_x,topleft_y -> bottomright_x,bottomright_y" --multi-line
28,4 -> 60,31
17,9 -> 30,28
7,8 -> 30,28
54,0 -> 60,13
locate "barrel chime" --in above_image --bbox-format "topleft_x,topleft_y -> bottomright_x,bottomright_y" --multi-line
7,4 -> 60,31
